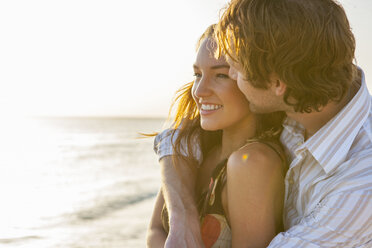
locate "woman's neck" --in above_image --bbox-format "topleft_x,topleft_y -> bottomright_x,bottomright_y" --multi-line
219,114 -> 257,160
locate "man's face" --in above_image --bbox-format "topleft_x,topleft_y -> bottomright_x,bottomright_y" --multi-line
227,58 -> 285,114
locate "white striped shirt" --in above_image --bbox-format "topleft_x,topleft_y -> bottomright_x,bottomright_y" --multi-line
154,129 -> 203,164
268,72 -> 372,247
154,71 -> 372,247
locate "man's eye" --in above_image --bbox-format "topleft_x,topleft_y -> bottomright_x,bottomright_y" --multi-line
193,73 -> 202,78
216,73 -> 229,79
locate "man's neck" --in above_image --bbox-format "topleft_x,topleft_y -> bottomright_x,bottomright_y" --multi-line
286,82 -> 359,140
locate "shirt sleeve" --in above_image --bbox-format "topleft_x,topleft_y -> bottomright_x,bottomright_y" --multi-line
268,189 -> 372,248
153,128 -> 203,163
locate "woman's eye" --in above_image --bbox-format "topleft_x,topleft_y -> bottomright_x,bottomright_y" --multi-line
193,73 -> 202,78
216,73 -> 229,79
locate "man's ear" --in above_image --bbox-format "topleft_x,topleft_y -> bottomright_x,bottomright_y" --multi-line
274,79 -> 286,96
270,74 -> 286,96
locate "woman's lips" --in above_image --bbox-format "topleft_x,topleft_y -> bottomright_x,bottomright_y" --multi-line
199,103 -> 223,115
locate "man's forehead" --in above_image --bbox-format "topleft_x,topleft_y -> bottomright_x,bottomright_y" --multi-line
225,55 -> 242,70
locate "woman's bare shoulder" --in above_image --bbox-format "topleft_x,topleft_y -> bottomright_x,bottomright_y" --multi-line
227,141 -> 285,177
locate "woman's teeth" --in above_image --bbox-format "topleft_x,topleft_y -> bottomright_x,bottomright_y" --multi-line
201,104 -> 223,111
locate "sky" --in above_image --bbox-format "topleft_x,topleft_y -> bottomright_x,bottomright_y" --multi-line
0,0 -> 371,118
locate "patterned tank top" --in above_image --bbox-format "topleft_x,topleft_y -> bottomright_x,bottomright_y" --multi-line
162,139 -> 286,248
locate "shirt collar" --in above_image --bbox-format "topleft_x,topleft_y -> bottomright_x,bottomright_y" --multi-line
304,69 -> 371,174
282,117 -> 305,138
282,117 -> 307,161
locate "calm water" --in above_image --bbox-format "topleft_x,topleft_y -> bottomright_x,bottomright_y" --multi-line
0,117 -> 165,248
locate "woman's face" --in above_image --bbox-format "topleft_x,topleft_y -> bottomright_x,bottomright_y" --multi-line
192,38 -> 251,131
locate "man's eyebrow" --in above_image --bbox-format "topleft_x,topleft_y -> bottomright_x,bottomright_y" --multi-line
211,65 -> 230,69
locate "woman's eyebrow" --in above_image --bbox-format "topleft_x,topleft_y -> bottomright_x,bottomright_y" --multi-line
193,64 -> 230,70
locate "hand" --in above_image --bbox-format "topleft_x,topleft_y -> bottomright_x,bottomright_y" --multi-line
165,214 -> 204,248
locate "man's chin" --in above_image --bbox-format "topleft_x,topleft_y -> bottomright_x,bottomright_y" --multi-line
249,104 -> 264,113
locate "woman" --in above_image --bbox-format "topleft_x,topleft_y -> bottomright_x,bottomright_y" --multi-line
147,24 -> 287,248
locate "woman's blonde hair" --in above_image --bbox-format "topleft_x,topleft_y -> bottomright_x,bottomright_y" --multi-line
166,24 -> 284,171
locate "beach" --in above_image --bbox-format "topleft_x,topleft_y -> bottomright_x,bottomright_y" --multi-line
0,117 -> 164,248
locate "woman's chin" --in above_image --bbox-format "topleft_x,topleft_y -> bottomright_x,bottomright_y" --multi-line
200,121 -> 221,131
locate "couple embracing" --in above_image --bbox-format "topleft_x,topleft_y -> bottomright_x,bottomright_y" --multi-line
147,0 -> 372,247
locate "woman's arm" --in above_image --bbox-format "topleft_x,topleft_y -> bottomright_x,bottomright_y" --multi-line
160,155 -> 204,248
225,142 -> 285,248
153,129 -> 204,248
146,189 -> 167,248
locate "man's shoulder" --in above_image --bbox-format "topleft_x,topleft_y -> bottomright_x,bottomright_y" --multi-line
362,95 -> 372,140
335,134 -> 372,193
339,100 -> 372,174
353,99 -> 372,151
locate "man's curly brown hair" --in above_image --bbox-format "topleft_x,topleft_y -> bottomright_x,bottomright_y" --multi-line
216,0 -> 357,113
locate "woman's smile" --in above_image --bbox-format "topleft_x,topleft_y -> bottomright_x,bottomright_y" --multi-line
199,103 -> 223,115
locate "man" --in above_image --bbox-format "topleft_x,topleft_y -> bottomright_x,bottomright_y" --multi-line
156,0 -> 372,247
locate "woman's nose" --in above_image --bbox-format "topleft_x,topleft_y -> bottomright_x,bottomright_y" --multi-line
193,76 -> 212,98
228,66 -> 238,81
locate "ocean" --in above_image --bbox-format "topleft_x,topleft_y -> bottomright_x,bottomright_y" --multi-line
0,117 -> 166,248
